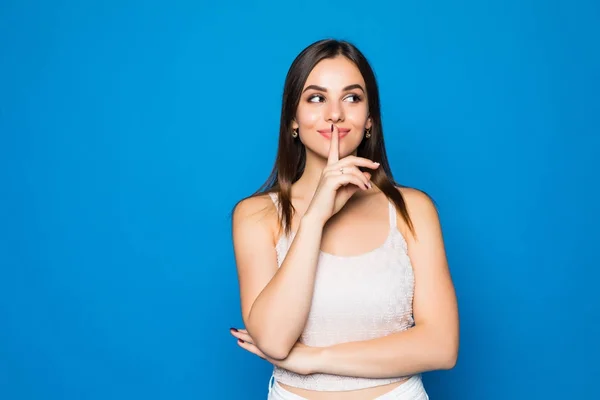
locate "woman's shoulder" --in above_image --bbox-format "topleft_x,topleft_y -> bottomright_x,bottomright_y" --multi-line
394,185 -> 440,239
233,192 -> 278,222
232,192 -> 280,238
396,186 -> 436,209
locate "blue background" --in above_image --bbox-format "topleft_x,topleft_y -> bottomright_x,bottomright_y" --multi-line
1,0 -> 598,399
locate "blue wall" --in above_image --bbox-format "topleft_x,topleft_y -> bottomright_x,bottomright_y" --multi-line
1,1 -> 598,399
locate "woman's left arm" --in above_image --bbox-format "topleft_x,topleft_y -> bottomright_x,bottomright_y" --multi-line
232,189 -> 459,377
313,188 -> 459,378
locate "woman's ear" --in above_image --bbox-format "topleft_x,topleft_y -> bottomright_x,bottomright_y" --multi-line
292,119 -> 299,130
366,115 -> 372,130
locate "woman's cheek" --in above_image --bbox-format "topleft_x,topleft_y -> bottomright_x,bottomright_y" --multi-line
299,109 -> 321,128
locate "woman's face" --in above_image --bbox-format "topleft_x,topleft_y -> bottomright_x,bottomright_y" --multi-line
292,56 -> 372,159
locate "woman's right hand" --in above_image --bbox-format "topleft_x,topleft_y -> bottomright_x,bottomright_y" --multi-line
304,125 -> 380,226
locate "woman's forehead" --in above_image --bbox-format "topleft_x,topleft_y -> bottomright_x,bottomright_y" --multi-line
303,57 -> 365,90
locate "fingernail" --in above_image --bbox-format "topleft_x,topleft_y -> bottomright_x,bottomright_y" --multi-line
230,327 -> 238,332
374,162 -> 380,166
238,339 -> 244,344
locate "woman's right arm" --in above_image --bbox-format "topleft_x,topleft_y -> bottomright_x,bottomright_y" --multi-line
234,127 -> 379,360
232,196 -> 325,361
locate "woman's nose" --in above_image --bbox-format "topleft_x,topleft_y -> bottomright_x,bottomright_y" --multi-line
326,102 -> 344,122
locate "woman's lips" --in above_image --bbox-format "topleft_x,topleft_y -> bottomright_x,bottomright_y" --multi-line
317,128 -> 350,139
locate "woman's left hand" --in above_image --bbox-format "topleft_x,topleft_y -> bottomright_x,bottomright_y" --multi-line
230,328 -> 319,376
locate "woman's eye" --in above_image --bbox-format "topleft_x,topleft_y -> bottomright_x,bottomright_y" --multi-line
307,94 -> 362,103
345,94 -> 362,102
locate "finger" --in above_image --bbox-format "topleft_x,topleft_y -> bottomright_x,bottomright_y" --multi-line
237,339 -> 267,360
338,180 -> 362,200
231,330 -> 254,344
338,156 -> 380,169
332,165 -> 370,189
331,173 -> 369,190
327,124 -> 339,165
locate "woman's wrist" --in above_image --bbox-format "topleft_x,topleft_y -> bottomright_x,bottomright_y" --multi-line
312,347 -> 327,374
300,212 -> 326,231
307,345 -> 327,375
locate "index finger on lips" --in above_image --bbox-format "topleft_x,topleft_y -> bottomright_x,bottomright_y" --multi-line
327,124 -> 339,165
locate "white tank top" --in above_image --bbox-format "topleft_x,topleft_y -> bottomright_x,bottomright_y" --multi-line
268,192 -> 417,391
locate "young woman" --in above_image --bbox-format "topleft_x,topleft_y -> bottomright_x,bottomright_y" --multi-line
230,39 -> 459,400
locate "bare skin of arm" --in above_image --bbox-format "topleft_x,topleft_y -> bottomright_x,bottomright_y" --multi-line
312,188 -> 459,376
231,188 -> 459,377
232,199 -> 324,361
233,127 -> 379,360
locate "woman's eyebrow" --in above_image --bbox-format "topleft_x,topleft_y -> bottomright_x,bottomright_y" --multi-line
302,84 -> 365,93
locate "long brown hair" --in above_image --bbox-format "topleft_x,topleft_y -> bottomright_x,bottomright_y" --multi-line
243,38 -> 414,236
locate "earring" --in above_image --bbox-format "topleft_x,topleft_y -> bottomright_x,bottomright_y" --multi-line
365,128 -> 372,139
292,128 -> 298,138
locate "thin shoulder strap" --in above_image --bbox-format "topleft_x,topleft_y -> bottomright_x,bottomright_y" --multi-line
268,191 -> 287,232
268,192 -> 279,210
268,192 -> 290,248
388,200 -> 398,229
